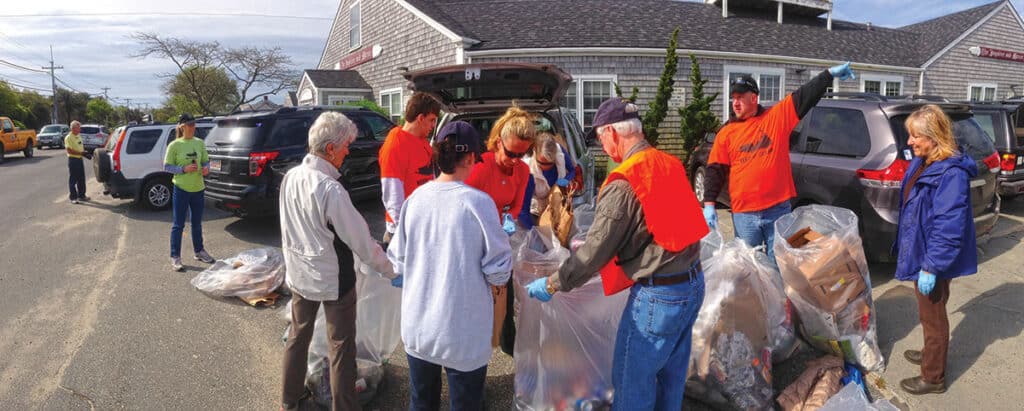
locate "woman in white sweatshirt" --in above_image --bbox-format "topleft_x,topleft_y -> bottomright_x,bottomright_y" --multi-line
387,121 -> 513,410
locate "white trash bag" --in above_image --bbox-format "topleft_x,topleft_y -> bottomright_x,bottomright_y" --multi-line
819,382 -> 899,411
513,227 -> 626,410
773,205 -> 884,371
190,247 -> 284,299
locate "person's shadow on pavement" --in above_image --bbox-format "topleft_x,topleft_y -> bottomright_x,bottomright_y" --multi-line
873,284 -> 922,362
946,282 -> 1024,386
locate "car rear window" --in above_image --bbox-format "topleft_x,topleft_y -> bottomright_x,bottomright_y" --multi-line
41,125 -> 62,133
971,111 -> 1006,149
81,126 -> 101,134
206,118 -> 271,148
126,129 -> 164,154
889,114 -> 996,161
264,117 -> 313,148
803,107 -> 871,157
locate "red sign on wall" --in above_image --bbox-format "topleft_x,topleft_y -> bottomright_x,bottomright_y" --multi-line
970,46 -> 1024,63
338,45 -> 382,70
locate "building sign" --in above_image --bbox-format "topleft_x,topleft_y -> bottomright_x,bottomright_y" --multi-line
969,46 -> 1024,63
338,45 -> 383,70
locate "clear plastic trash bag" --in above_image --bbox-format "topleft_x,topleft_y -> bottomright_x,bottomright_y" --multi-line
818,382 -> 899,411
773,205 -> 884,372
190,247 -> 284,299
512,226 -> 626,410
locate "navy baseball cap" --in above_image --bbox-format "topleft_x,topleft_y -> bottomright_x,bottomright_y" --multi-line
435,121 -> 482,160
585,97 -> 641,140
729,74 -> 759,95
178,113 -> 196,124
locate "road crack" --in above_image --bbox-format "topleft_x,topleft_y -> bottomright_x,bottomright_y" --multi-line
58,383 -> 96,410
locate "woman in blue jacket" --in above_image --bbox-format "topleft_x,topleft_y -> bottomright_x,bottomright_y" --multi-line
894,104 -> 978,395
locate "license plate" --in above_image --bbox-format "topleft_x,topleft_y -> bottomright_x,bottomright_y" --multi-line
210,159 -> 221,172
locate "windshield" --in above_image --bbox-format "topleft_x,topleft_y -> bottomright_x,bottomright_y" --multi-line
890,114 -> 996,161
206,118 -> 270,148
80,126 -> 101,134
41,125 -> 63,133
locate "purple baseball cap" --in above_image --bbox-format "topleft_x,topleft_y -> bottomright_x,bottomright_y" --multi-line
585,97 -> 641,140
435,121 -> 482,160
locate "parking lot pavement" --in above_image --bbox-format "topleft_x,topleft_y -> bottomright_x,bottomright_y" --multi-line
4,150 -> 1022,410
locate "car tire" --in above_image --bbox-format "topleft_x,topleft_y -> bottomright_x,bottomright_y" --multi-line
142,178 -> 173,210
692,165 -> 706,204
0,143 -> 5,164
93,148 -> 111,183
23,141 -> 33,158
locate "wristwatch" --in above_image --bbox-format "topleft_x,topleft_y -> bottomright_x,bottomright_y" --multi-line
545,278 -> 557,296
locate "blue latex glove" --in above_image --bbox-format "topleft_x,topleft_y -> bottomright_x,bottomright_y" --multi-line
917,270 -> 935,295
390,275 -> 403,288
829,62 -> 856,81
556,178 -> 570,188
502,213 -> 517,235
703,204 -> 718,230
526,277 -> 553,302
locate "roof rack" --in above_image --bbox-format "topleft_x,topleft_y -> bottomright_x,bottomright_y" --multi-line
894,94 -> 950,103
823,92 -> 887,102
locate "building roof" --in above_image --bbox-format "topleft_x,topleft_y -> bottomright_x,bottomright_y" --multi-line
405,0 -> 1007,68
303,69 -> 372,89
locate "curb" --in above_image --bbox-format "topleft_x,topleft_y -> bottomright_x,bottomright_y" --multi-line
865,371 -> 912,410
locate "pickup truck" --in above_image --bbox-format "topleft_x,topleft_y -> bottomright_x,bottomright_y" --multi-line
0,116 -> 37,163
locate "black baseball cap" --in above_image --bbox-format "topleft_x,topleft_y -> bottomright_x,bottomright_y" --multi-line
585,97 -> 641,140
730,75 -> 759,95
178,113 -> 196,124
435,121 -> 482,160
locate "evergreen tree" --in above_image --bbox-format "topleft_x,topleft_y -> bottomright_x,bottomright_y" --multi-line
679,53 -> 720,164
642,27 -> 679,147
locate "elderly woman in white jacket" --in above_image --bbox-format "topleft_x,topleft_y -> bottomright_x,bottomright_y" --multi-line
278,111 -> 395,411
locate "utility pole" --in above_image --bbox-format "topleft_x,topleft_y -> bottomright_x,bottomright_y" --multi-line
125,98 -> 132,123
101,87 -> 111,100
41,45 -> 63,124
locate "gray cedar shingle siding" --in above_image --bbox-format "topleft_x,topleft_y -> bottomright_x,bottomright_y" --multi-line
321,0 -> 459,106
923,4 -> 1024,100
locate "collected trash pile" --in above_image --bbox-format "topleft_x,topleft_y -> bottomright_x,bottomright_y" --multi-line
280,272 -> 402,406
513,205 -> 625,411
190,247 -> 286,306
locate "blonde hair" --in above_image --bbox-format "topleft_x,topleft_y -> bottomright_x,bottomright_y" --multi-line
486,104 -> 536,152
905,104 -> 958,164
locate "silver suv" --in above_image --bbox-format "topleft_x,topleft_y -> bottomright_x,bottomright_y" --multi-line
37,124 -> 70,149
79,124 -> 109,152
690,94 -> 1000,262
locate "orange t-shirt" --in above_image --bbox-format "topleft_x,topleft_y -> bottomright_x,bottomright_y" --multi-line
707,95 -> 799,213
379,127 -> 433,221
466,152 -> 530,219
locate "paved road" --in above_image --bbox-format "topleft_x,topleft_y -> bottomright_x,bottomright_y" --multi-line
3,148 -> 1022,410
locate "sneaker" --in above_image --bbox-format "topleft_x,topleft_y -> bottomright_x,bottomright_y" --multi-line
71,199 -> 80,204
79,196 -> 91,202
171,257 -> 184,271
194,250 -> 215,264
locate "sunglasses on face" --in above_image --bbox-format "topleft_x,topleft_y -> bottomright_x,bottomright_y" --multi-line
500,141 -> 529,159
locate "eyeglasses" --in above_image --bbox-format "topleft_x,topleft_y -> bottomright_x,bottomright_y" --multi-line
500,140 -> 529,159
536,159 -> 555,167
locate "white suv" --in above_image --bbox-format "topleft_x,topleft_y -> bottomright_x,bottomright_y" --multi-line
93,121 -> 215,209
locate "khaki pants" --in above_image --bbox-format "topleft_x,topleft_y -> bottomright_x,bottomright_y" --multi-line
282,289 -> 360,411
916,278 -> 951,384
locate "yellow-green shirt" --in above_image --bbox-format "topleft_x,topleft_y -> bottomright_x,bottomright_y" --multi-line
165,137 -> 209,192
65,133 -> 84,159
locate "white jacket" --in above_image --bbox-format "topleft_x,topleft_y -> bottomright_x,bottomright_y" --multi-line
525,143 -> 567,216
279,154 -> 394,301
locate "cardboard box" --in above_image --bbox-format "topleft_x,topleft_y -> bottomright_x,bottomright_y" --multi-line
784,227 -> 866,313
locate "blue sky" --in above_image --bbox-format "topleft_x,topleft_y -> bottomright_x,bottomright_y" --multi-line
0,1 -> 1022,109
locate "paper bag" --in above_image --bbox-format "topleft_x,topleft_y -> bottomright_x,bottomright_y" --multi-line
785,227 -> 866,313
538,186 -> 575,247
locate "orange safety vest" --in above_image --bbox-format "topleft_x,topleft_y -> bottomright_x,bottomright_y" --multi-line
598,147 -> 709,295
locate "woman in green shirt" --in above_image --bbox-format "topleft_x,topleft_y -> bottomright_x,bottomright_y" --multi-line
164,114 -> 215,271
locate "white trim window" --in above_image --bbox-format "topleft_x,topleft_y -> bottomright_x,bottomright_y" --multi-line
723,66 -> 785,118
349,1 -> 362,50
380,88 -> 403,123
861,74 -> 902,97
968,83 -> 997,101
561,75 -> 617,130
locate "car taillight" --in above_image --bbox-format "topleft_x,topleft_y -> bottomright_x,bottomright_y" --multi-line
983,152 -> 1001,174
249,151 -> 279,176
112,129 -> 126,172
1001,153 -> 1017,173
856,158 -> 909,188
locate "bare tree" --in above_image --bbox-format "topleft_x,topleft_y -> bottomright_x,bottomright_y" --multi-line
131,32 -> 299,115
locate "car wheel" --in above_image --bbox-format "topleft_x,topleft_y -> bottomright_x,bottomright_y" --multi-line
692,166 -> 706,203
23,141 -> 34,158
0,143 -> 5,164
142,178 -> 173,210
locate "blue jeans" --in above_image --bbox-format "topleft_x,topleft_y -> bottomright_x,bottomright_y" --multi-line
611,270 -> 705,411
407,354 -> 487,411
170,186 -> 205,258
732,201 -> 791,262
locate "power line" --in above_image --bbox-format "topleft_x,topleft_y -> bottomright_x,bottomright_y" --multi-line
0,73 -> 49,89
0,58 -> 48,73
2,81 -> 52,93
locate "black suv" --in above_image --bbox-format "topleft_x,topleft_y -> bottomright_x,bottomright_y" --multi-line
204,106 -> 394,217
962,99 -> 1024,198
689,94 -> 1000,262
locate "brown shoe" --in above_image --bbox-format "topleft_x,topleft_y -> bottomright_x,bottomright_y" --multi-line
904,349 -> 922,365
900,376 -> 946,395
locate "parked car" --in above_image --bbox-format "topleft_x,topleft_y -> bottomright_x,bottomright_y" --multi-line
93,121 -> 216,210
37,124 -> 70,149
79,124 -> 109,153
0,116 -> 36,163
403,63 -> 596,205
689,94 -> 1000,262
962,99 -> 1024,198
203,106 -> 393,218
